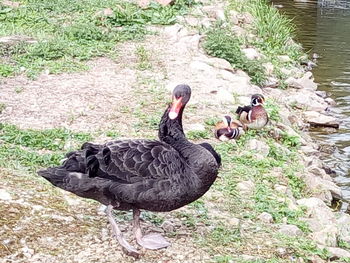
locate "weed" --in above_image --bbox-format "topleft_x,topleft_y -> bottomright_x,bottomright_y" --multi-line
136,46 -> 152,70
277,234 -> 330,260
187,130 -> 210,140
203,25 -> 267,86
0,124 -> 91,151
264,100 -> 281,122
0,103 -> 6,114
0,0 -> 195,78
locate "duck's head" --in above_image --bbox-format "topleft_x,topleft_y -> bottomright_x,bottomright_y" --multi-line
251,94 -> 265,106
169,84 -> 191,120
222,115 -> 233,132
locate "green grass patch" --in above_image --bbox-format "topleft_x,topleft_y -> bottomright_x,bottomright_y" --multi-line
0,0 -> 195,78
277,234 -> 330,260
0,123 -> 92,151
203,25 -> 267,86
0,124 -> 93,172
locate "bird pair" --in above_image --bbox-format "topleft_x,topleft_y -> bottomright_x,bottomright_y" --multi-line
215,94 -> 268,141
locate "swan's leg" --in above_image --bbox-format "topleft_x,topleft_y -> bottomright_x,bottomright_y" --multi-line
132,209 -> 170,250
106,205 -> 139,257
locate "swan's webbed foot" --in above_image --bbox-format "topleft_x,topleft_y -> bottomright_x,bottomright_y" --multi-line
133,209 -> 171,250
106,205 -> 140,258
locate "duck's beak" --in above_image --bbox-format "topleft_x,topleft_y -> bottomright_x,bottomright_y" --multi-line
169,97 -> 183,120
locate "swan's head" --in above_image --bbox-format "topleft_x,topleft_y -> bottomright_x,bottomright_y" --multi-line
251,94 -> 265,106
169,84 -> 192,120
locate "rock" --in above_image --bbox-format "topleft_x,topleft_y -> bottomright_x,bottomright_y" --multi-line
161,220 -> 175,233
229,10 -> 239,25
2,0 -> 20,8
186,123 -> 206,132
198,17 -> 212,28
278,224 -> 302,236
336,213 -> 350,245
201,6 -> 226,21
276,247 -> 288,257
312,225 -> 338,246
258,212 -> 274,223
0,35 -> 37,45
185,16 -> 199,27
164,24 -> 183,40
190,61 -> 213,73
324,97 -> 337,106
285,90 -> 328,112
238,12 -> 254,24
278,55 -> 292,63
242,47 -> 262,60
316,91 -> 327,98
327,247 -> 350,259
216,89 -> 234,103
247,139 -> 269,157
303,111 -> 340,128
0,189 -> 12,200
232,25 -> 246,37
138,0 -> 174,7
308,255 -> 327,263
303,174 -> 333,205
204,57 -> 233,72
237,180 -> 255,196
285,72 -> 317,90
300,146 -> 319,156
263,62 -> 274,76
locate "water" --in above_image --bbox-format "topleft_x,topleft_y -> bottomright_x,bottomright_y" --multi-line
271,0 -> 350,199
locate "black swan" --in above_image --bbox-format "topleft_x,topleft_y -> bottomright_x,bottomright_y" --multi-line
235,94 -> 269,129
214,115 -> 245,141
38,84 -> 221,257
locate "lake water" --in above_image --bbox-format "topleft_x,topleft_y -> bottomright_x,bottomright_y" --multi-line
271,0 -> 350,200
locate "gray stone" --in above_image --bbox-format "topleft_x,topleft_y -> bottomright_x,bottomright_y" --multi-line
278,55 -> 292,63
247,139 -> 270,157
229,10 -> 239,25
285,90 -> 328,112
242,47 -> 262,60
312,225 -> 338,246
0,189 -> 12,201
232,25 -> 246,37
263,62 -> 274,76
336,213 -> 350,245
278,224 -> 302,236
0,35 -> 37,44
205,57 -> 233,72
258,212 -> 274,223
238,12 -> 254,24
285,72 -> 317,90
297,197 -> 337,233
186,123 -> 206,132
237,180 -> 255,196
324,97 -> 337,106
327,247 -> 350,259
303,111 -> 340,129
201,6 -> 226,21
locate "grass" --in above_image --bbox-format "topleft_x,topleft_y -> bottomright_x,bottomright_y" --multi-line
136,45 -> 152,70
0,124 -> 92,171
203,0 -> 305,88
203,25 -> 267,86
0,0 -> 195,78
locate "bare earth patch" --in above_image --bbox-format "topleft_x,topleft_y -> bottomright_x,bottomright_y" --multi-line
0,25 -> 280,262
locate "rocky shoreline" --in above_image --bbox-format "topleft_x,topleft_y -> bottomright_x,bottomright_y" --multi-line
1,0 -> 350,261
173,1 -> 349,260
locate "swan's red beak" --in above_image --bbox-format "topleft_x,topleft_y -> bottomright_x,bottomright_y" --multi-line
169,97 -> 183,120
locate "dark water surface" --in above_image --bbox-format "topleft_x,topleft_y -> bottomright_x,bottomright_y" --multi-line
271,0 -> 350,200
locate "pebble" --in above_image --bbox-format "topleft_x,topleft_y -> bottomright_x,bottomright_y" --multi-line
0,189 -> 12,200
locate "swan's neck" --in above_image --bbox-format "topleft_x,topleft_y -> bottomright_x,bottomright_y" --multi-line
158,105 -> 189,146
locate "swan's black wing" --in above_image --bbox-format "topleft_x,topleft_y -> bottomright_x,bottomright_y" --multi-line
84,140 -> 186,183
